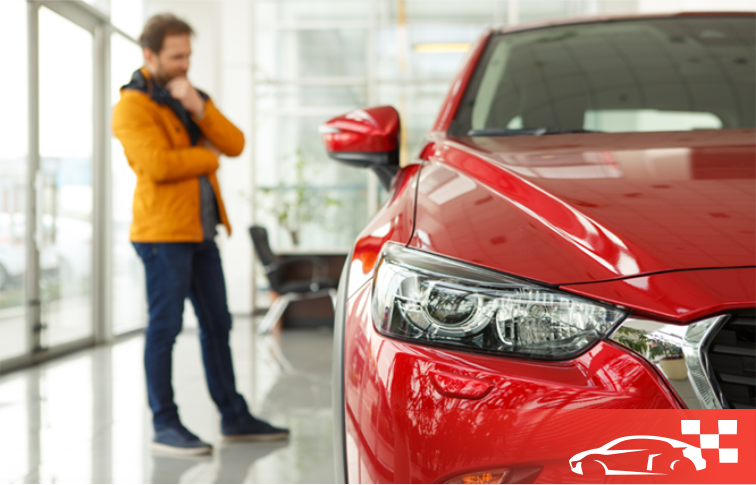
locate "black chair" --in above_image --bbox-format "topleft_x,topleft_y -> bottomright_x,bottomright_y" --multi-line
249,226 -> 338,334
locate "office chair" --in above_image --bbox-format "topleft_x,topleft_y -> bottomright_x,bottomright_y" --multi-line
249,226 -> 338,335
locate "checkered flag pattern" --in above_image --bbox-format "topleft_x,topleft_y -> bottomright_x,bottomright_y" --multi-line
681,420 -> 738,463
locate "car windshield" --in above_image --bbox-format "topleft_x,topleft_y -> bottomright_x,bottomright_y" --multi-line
451,16 -> 755,136
609,439 -> 671,450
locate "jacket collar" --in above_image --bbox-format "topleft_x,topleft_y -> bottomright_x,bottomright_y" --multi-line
122,67 -> 208,146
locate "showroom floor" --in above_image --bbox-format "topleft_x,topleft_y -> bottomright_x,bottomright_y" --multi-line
0,317 -> 335,484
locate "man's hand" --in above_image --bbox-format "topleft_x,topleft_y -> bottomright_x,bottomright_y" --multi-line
166,77 -> 206,119
202,139 -> 221,158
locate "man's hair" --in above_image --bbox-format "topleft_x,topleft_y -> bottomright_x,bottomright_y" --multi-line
139,14 -> 194,53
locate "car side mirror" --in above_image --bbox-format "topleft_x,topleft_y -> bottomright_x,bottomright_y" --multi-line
320,106 -> 401,190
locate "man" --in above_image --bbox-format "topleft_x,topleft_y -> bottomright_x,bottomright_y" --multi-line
112,13 -> 288,456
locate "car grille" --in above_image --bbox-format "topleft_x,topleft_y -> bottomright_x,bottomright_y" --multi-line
707,311 -> 756,409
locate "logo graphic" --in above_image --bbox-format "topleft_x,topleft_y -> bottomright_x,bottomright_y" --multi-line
569,420 -> 738,476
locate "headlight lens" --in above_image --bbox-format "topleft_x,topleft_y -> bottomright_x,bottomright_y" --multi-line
372,244 -> 626,359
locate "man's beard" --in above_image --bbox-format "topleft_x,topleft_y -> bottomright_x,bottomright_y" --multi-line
152,62 -> 184,87
153,67 -> 171,87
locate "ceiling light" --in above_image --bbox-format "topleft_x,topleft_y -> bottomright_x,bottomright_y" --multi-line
413,43 -> 470,53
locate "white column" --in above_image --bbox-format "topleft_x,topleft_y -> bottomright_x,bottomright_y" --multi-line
507,0 -> 519,25
218,0 -> 255,315
597,0 -> 639,14
367,0 -> 378,216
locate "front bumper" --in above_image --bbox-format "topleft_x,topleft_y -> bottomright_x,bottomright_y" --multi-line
343,283 -> 684,483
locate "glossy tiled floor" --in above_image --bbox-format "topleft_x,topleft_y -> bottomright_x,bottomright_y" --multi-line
0,318 -> 335,483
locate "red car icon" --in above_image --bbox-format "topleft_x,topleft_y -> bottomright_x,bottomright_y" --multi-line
570,436 -> 706,476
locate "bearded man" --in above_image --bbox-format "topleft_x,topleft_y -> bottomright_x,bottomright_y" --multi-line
112,13 -> 288,456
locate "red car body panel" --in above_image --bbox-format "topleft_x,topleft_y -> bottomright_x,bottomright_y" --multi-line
410,131 -> 755,286
346,164 -> 420,297
344,284 -> 683,484
562,267 -> 756,322
497,10 -> 756,36
410,156 -> 624,284
499,11 -> 756,34
322,106 -> 401,153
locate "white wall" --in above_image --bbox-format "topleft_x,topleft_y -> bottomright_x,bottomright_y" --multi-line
595,0 -> 755,15
597,0 -> 638,14
144,1 -> 255,315
638,0 -> 755,12
145,1 -> 221,95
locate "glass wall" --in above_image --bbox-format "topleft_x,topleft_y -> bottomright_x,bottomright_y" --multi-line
110,33 -> 147,336
252,0 -> 595,254
38,6 -> 95,348
111,0 -> 145,39
254,1 -> 371,253
0,0 -> 145,372
0,0 -> 28,362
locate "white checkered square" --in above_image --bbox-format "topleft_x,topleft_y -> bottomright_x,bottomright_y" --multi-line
720,449 -> 738,463
719,420 -> 737,435
681,420 -> 700,434
700,434 -> 719,449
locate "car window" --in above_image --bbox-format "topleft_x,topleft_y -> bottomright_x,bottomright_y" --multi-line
452,17 -> 755,135
609,439 -> 672,451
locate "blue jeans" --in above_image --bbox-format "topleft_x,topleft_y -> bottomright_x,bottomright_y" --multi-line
133,241 -> 250,430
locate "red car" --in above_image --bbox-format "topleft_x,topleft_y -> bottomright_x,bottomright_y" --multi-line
321,13 -> 755,484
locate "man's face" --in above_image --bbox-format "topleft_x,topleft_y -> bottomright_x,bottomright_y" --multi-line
144,34 -> 191,86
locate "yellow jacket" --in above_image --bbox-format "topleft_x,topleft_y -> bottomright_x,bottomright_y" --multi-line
112,67 -> 244,242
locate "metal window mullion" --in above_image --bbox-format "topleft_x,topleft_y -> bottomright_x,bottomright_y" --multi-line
277,21 -> 369,30
366,0 -> 378,218
93,22 -> 111,344
109,23 -> 138,45
0,336 -> 96,375
386,19 -> 495,27
375,78 -> 452,85
26,0 -> 42,357
258,77 -> 367,87
257,77 -> 452,87
36,0 -> 99,33
250,0 -> 259,315
270,106 -> 367,117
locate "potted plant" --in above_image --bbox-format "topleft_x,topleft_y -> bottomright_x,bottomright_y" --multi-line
648,339 -> 687,380
613,327 -> 649,355
257,150 -> 340,246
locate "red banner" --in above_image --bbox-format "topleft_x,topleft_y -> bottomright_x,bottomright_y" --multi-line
527,410 -> 755,483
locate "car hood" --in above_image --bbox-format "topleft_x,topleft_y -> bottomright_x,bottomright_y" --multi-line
411,129 -> 755,286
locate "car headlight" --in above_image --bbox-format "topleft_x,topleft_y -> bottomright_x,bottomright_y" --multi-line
372,244 -> 627,360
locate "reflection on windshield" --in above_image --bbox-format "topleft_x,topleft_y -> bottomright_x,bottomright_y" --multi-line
454,17 -> 755,135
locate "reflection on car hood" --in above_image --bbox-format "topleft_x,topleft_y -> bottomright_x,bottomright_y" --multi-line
413,130 -> 755,286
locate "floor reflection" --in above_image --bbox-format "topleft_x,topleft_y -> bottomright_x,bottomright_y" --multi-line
0,318 -> 335,483
151,455 -> 212,484
214,441 -> 287,484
